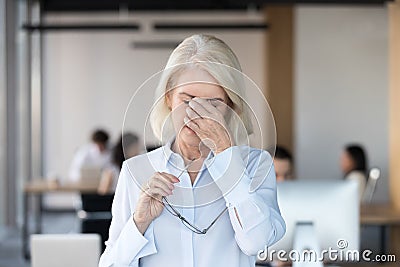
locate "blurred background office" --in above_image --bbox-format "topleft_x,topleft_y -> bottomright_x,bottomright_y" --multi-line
1,0 -> 400,266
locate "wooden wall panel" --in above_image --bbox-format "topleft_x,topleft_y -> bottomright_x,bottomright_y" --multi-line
389,0 -> 400,210
389,0 -> 400,258
264,6 -> 294,154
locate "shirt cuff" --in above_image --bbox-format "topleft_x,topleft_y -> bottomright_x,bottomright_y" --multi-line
115,215 -> 157,265
205,146 -> 251,206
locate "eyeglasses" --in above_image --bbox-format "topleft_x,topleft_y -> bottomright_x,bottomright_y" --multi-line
162,159 -> 228,234
163,196 -> 227,234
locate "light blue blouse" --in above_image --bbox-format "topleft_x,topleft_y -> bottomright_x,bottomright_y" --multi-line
99,141 -> 286,267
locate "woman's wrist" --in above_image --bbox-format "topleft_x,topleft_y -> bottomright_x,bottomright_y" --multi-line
215,140 -> 233,155
133,213 -> 151,235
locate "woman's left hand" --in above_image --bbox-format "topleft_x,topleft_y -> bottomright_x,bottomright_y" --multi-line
184,98 -> 232,154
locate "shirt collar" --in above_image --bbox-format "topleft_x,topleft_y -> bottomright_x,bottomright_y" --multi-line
161,136 -> 215,168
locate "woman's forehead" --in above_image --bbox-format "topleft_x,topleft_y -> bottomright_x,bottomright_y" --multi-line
173,82 -> 226,99
168,68 -> 229,99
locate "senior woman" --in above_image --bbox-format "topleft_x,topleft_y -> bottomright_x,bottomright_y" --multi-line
99,34 -> 285,267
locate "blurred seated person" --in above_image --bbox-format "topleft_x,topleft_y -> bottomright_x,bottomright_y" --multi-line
274,146 -> 293,182
69,129 -> 111,182
340,144 -> 367,201
98,133 -> 140,195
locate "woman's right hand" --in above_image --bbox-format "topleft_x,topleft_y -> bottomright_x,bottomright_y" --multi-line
133,172 -> 180,235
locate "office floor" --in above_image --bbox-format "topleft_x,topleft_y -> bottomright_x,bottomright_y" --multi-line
0,212 -> 78,267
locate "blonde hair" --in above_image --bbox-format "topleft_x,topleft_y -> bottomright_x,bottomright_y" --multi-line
149,34 -> 253,144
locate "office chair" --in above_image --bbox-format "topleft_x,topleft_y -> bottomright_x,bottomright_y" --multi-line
77,193 -> 114,251
362,168 -> 381,204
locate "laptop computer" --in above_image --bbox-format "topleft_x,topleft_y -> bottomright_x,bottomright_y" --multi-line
31,234 -> 101,267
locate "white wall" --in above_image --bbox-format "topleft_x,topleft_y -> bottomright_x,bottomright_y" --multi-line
294,6 -> 389,202
42,12 -> 267,207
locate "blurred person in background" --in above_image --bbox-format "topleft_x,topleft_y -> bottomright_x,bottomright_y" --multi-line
273,146 -> 293,182
98,133 -> 140,195
340,144 -> 368,201
69,129 -> 111,181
